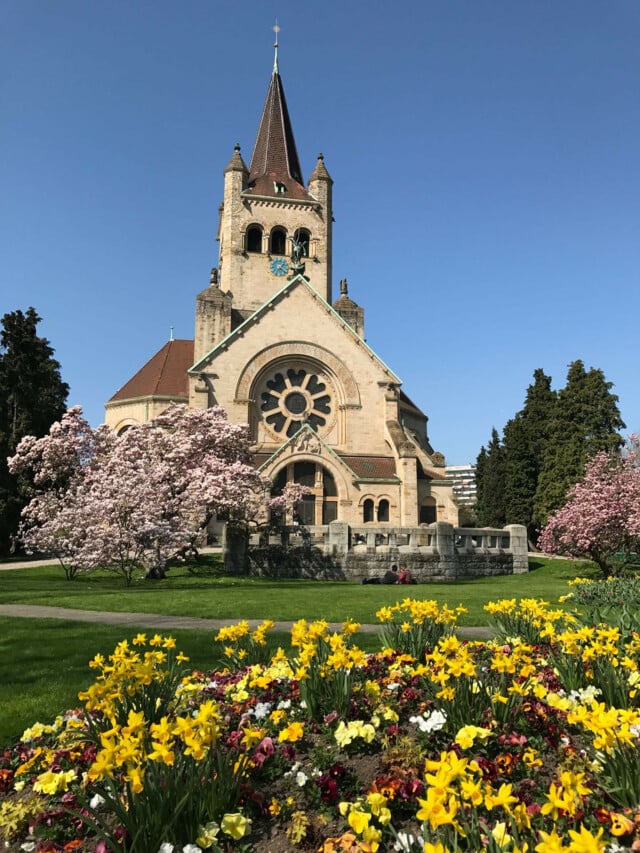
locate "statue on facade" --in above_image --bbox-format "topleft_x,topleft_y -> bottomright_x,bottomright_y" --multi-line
290,233 -> 307,276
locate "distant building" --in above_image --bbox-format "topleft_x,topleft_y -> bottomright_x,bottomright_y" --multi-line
445,465 -> 477,507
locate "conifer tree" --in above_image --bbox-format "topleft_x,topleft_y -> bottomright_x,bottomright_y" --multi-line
0,308 -> 69,554
503,369 -> 556,539
474,445 -> 488,524
475,428 -> 506,527
533,360 -> 625,528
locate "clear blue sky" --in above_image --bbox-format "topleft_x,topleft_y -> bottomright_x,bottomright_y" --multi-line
2,1 -> 638,464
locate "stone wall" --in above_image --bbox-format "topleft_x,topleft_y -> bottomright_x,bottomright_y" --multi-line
228,521 -> 529,581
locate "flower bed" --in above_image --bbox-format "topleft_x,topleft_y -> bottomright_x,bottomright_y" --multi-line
1,597 -> 640,852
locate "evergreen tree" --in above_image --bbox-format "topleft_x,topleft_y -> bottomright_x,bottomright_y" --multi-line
533,360 -> 625,528
474,445 -> 487,524
475,428 -> 506,527
503,369 -> 556,539
0,308 -> 69,554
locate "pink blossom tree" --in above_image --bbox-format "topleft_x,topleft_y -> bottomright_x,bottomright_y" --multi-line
539,439 -> 640,577
9,404 -> 304,583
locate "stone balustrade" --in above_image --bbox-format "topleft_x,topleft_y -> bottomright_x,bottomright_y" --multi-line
227,520 -> 529,581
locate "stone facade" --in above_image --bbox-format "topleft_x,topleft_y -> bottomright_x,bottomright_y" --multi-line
105,48 -> 459,529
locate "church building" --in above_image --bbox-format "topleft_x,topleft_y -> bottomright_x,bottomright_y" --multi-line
105,45 -> 458,529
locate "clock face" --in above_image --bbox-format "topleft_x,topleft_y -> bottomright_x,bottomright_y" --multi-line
269,257 -> 289,277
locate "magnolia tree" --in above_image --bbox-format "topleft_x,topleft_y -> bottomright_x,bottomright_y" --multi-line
9,404 -> 306,583
539,437 -> 640,577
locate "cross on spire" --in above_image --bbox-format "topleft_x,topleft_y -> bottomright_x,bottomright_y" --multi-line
273,22 -> 280,72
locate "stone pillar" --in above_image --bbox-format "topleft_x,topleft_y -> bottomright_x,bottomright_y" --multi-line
433,522 -> 456,579
505,524 -> 529,573
329,521 -> 350,555
224,525 -> 248,575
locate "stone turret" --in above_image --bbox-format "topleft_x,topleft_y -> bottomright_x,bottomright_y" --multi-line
193,268 -> 233,363
308,153 -> 333,302
333,278 -> 364,337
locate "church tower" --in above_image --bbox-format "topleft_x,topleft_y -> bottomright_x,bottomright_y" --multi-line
215,41 -> 332,316
106,38 -> 459,529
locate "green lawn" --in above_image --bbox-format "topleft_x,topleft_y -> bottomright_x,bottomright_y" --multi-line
0,557 -> 596,626
0,557 -> 597,748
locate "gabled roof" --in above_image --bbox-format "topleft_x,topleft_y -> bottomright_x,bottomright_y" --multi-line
246,57 -> 314,203
108,339 -> 193,403
252,425 -> 399,483
188,274 -> 401,383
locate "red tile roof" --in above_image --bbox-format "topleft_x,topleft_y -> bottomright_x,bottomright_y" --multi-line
108,339 -> 193,402
341,456 -> 399,480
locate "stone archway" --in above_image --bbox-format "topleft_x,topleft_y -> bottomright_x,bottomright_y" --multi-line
272,459 -> 340,525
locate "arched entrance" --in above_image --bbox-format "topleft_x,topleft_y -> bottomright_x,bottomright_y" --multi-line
272,461 -> 339,525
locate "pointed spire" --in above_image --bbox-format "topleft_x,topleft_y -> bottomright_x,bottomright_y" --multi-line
247,30 -> 311,199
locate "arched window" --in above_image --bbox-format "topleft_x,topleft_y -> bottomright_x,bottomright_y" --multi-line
363,499 -> 374,523
377,499 -> 390,522
271,462 -> 338,526
246,225 -> 262,253
270,227 -> 286,255
293,228 -> 310,257
420,497 -> 437,524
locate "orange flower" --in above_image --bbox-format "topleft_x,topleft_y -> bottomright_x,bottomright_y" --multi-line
610,812 -> 635,837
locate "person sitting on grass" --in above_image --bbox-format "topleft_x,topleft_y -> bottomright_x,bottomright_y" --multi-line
382,564 -> 399,584
397,563 -> 414,584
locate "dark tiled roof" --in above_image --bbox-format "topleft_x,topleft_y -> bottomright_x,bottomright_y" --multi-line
246,70 -> 314,203
252,454 -> 271,469
108,339 -> 193,402
399,390 -> 426,417
341,456 -> 398,480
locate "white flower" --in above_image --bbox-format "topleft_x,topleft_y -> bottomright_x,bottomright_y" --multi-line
89,793 -> 105,809
386,682 -> 400,691
410,708 -> 446,733
284,761 -> 301,778
295,771 -> 308,786
182,845 -> 202,853
393,831 -> 419,851
253,701 -> 272,719
277,699 -> 291,710
158,845 -> 174,853
20,843 -> 36,852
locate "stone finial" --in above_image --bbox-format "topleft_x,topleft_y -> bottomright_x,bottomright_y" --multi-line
224,143 -> 248,174
309,152 -> 332,183
210,268 -> 219,287
340,278 -> 348,296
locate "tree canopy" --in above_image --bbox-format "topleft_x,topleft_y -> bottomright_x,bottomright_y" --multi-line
539,438 -> 640,576
475,361 -> 625,539
532,361 -> 625,527
0,308 -> 69,555
9,404 -> 304,582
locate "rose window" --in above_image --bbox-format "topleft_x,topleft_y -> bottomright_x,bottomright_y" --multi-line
260,368 -> 332,437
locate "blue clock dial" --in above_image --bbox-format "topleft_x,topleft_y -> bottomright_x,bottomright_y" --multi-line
269,257 -> 289,276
